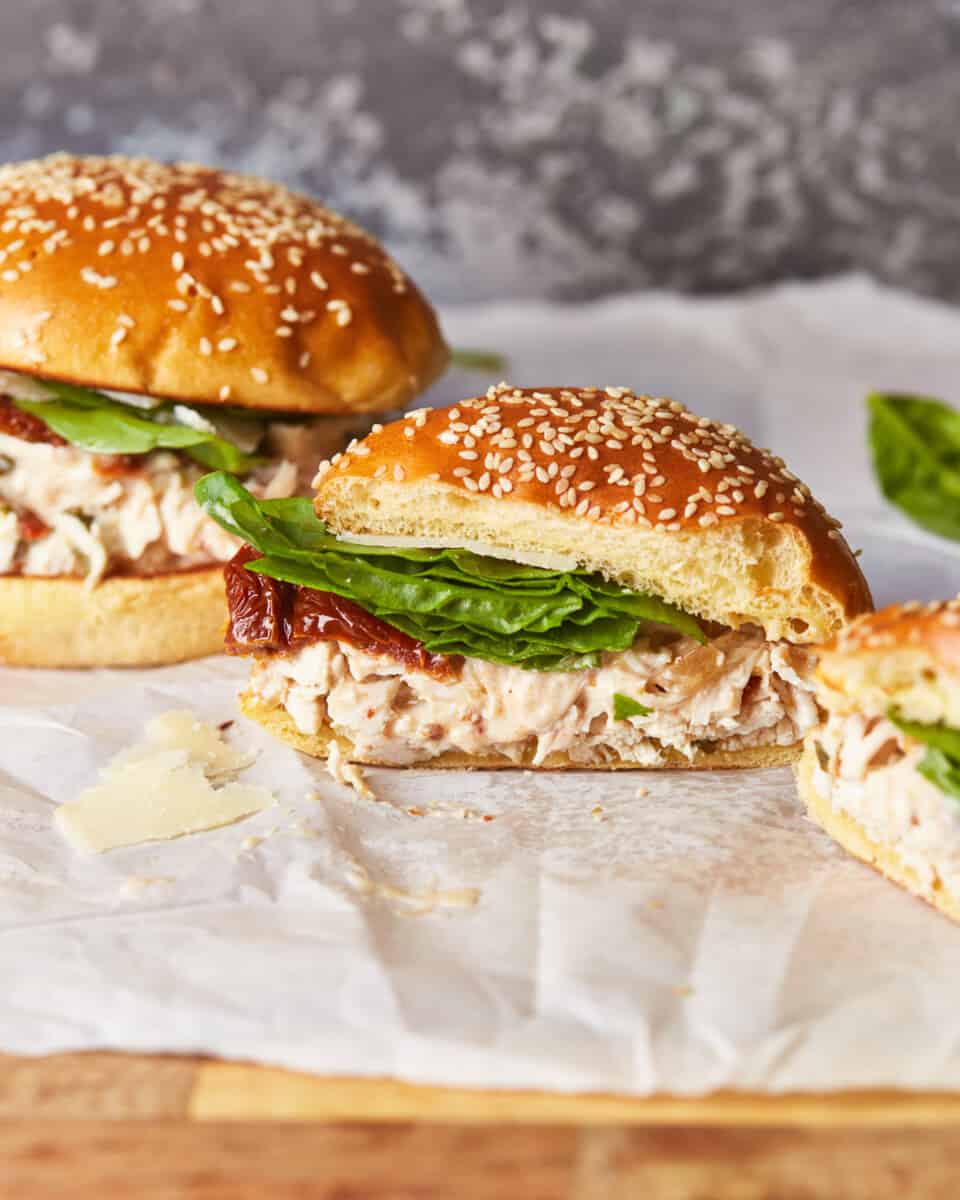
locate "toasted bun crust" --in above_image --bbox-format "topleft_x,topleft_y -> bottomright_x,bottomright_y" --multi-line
314,384 -> 872,643
240,691 -> 801,771
0,569 -> 226,667
0,154 -> 447,414
798,741 -> 960,923
815,598 -> 960,726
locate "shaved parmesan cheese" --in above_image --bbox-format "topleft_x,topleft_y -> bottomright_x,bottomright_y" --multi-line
114,711 -> 256,782
55,711 -> 273,854
0,369 -> 164,410
0,369 -> 55,403
171,403 -> 218,434
337,532 -> 579,573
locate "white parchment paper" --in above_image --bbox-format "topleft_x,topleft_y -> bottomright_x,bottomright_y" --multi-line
4,274 -> 960,1094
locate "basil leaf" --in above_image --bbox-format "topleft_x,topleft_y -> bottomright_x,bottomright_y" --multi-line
450,347 -> 508,373
916,747 -> 960,802
868,393 -> 960,540
888,708 -> 960,801
11,379 -> 261,473
887,709 -> 960,759
195,472 -> 705,671
612,693 -> 652,720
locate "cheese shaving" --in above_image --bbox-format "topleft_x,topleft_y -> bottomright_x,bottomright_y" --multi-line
336,531 -> 579,572
55,710 -> 273,854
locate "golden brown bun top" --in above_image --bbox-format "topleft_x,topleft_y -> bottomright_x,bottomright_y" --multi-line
0,153 -> 448,413
314,384 -> 872,643
829,598 -> 960,662
816,598 -> 960,724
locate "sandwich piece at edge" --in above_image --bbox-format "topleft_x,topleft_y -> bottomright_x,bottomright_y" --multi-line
799,599 -> 960,921
197,383 -> 872,770
0,154 -> 447,666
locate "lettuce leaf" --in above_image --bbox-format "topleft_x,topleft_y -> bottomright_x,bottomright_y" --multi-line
888,708 -> 960,802
195,471 -> 705,671
10,378 -> 261,473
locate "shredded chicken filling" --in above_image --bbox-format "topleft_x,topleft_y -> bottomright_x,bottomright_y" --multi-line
810,712 -> 960,891
250,626 -> 819,765
0,416 -> 359,584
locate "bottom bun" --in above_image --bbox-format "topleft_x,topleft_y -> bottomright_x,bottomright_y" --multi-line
798,742 -> 960,924
0,568 -> 226,668
241,692 -> 801,770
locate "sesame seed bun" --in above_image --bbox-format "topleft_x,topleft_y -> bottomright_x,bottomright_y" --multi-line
814,598 -> 960,727
239,690 -> 801,771
0,154 -> 447,413
0,568 -> 225,667
314,384 -> 872,643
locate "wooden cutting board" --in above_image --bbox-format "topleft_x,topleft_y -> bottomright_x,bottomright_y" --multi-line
3,1050 -> 960,1125
6,1054 -> 960,1198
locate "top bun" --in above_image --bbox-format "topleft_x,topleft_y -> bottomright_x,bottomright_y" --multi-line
816,598 -> 960,725
314,383 -> 872,644
0,154 -> 447,414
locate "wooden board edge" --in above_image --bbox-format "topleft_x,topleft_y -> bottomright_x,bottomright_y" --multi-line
187,1062 -> 960,1127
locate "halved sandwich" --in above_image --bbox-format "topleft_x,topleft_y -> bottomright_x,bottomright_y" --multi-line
197,384 -> 872,769
0,154 -> 446,666
799,599 -> 960,920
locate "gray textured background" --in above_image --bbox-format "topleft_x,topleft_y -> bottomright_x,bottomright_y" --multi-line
2,0 -> 959,303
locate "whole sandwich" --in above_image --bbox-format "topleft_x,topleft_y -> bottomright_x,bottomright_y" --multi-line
799,599 -> 960,920
197,384 -> 871,770
0,153 -> 446,666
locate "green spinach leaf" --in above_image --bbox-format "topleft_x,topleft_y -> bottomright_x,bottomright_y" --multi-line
195,471 -> 705,671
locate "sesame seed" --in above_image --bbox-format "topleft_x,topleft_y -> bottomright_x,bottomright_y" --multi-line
80,267 -> 118,289
250,367 -> 269,384
218,337 -> 238,352
219,385 -> 232,401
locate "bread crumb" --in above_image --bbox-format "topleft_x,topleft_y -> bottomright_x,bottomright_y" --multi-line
343,856 -> 480,916
635,785 -> 649,798
591,805 -> 606,822
121,875 -> 174,895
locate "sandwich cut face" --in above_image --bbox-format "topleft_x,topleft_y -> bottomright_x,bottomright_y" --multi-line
0,155 -> 447,665
800,598 -> 960,922
199,384 -> 873,771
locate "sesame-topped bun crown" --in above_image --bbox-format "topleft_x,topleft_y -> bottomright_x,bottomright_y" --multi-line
0,153 -> 447,413
815,598 -> 960,726
314,383 -> 872,643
